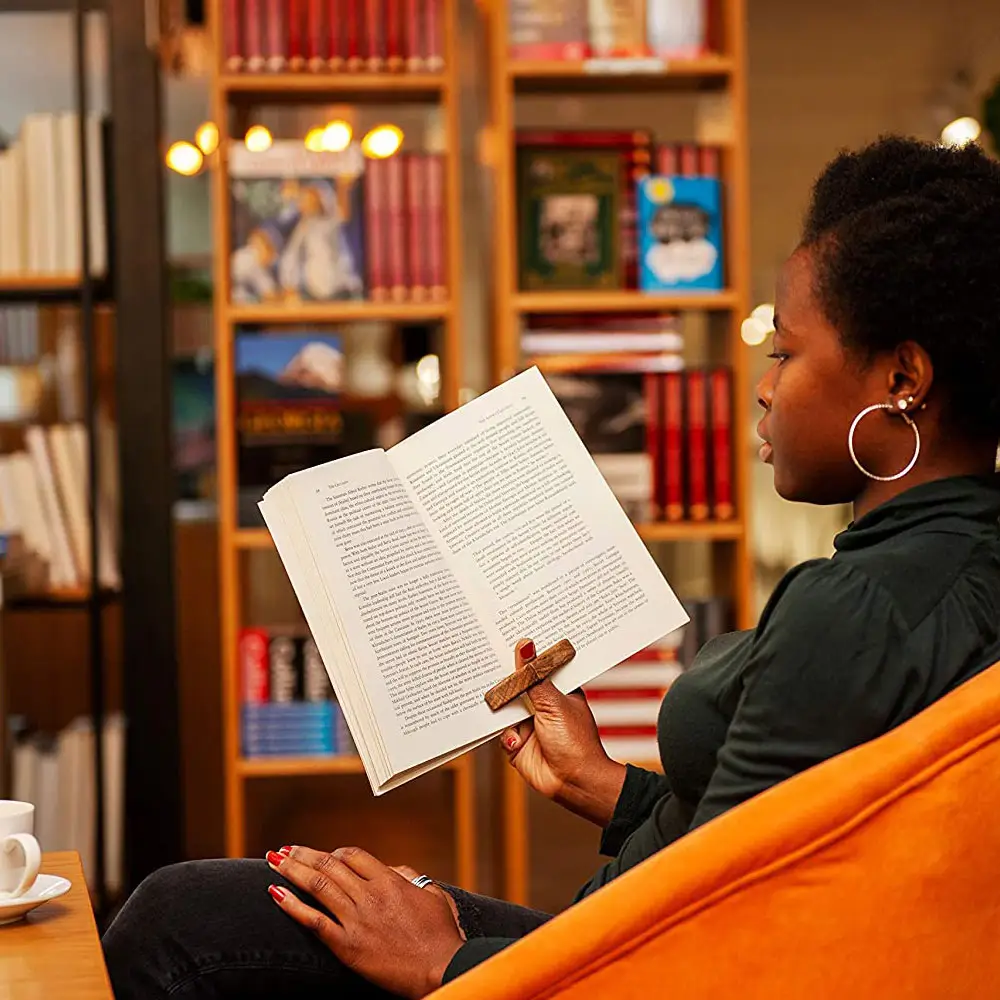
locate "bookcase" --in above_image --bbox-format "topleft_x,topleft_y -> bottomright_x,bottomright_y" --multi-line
485,0 -> 752,907
208,0 -> 477,887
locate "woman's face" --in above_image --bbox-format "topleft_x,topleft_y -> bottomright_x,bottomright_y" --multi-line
756,248 -> 893,504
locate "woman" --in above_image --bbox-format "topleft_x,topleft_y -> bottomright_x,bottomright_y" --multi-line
104,135 -> 1000,998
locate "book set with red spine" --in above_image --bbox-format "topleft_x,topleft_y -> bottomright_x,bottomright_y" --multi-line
223,0 -> 445,74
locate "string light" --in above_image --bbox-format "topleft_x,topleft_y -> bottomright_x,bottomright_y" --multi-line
361,124 -> 403,159
244,125 -> 273,153
165,140 -> 204,176
321,120 -> 353,152
304,127 -> 326,152
940,115 -> 981,147
194,121 -> 220,156
741,303 -> 775,346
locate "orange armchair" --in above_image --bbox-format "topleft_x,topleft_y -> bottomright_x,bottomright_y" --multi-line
435,663 -> 1000,999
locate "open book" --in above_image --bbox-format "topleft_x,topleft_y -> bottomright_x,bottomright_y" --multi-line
260,367 -> 688,793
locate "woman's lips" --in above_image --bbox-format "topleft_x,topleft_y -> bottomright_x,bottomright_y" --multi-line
759,442 -> 773,463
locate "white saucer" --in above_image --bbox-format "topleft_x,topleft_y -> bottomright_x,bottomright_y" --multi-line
0,874 -> 72,925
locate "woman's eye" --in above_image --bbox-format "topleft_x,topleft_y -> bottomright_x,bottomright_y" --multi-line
766,352 -> 789,363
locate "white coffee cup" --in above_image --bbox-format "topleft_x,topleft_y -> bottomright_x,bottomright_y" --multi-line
0,801 -> 41,899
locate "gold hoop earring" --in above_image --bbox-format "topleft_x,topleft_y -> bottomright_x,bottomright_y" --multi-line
848,403 -> 920,482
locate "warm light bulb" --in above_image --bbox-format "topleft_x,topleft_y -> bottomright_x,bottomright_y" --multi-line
194,121 -> 219,156
322,120 -> 353,152
361,124 -> 403,159
244,125 -> 273,153
165,140 -> 204,176
751,303 -> 775,329
741,316 -> 769,347
304,127 -> 326,153
940,115 -> 981,147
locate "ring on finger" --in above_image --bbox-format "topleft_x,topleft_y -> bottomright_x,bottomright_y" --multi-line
410,874 -> 434,889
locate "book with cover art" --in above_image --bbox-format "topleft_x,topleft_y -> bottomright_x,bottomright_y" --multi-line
259,367 -> 688,793
229,141 -> 366,305
236,330 -> 376,526
508,0 -> 589,60
518,149 -> 622,291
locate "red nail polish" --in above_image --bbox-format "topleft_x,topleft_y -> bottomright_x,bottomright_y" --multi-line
268,884 -> 286,903
505,736 -> 517,751
266,851 -> 284,866
278,846 -> 292,856
522,640 -> 536,660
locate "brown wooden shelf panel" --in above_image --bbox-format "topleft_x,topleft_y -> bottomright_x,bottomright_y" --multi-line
508,54 -> 733,92
227,301 -> 452,325
514,290 -> 740,314
233,528 -> 273,549
220,72 -> 447,102
237,755 -> 463,778
637,521 -> 743,542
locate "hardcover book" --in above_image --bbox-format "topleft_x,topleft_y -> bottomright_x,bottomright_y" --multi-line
508,0 -> 589,60
229,141 -> 366,305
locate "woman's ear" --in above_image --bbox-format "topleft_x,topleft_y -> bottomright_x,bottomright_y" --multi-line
889,341 -> 934,410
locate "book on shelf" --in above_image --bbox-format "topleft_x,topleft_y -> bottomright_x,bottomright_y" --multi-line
0,112 -> 107,281
259,366 -> 688,793
520,311 -> 682,356
507,0 -> 709,62
222,0 -> 444,74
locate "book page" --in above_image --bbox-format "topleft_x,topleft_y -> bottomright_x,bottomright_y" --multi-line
388,366 -> 688,742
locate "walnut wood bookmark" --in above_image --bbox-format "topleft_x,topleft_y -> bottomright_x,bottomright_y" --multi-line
484,639 -> 577,711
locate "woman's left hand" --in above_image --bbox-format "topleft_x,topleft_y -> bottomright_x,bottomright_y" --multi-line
266,845 -> 465,999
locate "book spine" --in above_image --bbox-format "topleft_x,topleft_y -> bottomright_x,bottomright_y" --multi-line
685,369 -> 709,520
265,0 -> 287,71
426,152 -> 446,299
268,633 -> 303,703
365,0 -> 383,70
302,635 -> 332,701
239,628 -> 270,704
405,0 -> 423,70
699,145 -> 720,178
386,0 -> 403,70
405,154 -> 427,301
679,143 -> 699,177
708,366 -> 734,519
588,0 -> 647,57
223,0 -> 244,71
656,143 -> 677,174
386,152 -> 406,300
645,372 -> 663,521
245,0 -> 266,72
663,370 -> 685,521
623,154 -> 648,289
287,0 -> 305,70
310,0 -> 330,70
346,0 -> 363,70
365,157 -> 389,300
425,0 -> 443,70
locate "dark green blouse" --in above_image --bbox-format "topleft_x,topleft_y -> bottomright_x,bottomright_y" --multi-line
444,475 -> 1000,979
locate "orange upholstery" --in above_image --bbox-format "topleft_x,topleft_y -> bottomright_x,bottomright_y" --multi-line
434,663 -> 1000,999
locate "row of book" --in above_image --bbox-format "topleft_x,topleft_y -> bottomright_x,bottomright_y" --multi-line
0,418 -> 120,592
517,131 -> 724,292
510,0 -> 710,61
0,112 -> 108,279
588,596 -> 730,763
545,363 -> 734,523
239,627 -> 358,757
230,142 -> 447,306
222,0 -> 444,74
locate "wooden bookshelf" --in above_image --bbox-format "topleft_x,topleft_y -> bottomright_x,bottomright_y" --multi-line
209,0 -> 475,888
487,0 -> 753,906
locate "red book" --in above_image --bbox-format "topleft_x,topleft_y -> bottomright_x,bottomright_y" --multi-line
679,144 -> 700,177
346,0 -> 363,70
287,0 -> 305,70
364,0 -> 383,70
385,0 -> 403,70
223,0 -> 243,71
656,144 -> 678,175
404,0 -> 423,70
239,628 -> 270,704
699,145 -> 720,178
425,0 -> 443,70
405,154 -> 427,300
663,371 -> 685,521
645,372 -> 664,521
426,153 -> 446,299
585,688 -> 670,701
245,0 -> 266,72
708,367 -> 734,520
265,0 -> 287,71
685,370 -> 709,521
597,725 -> 659,738
306,0 -> 326,70
386,153 -> 406,300
365,158 -> 389,300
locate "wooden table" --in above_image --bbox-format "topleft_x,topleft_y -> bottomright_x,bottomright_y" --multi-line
0,851 -> 113,999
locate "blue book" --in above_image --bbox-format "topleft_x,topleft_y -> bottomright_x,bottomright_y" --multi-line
637,176 -> 724,292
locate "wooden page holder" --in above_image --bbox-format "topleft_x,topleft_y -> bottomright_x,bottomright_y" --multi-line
484,639 -> 577,711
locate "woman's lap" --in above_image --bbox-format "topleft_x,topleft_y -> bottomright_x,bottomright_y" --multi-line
102,858 -> 551,999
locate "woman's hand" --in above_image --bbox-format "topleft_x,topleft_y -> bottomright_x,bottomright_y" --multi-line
266,845 -> 464,999
501,638 -> 627,828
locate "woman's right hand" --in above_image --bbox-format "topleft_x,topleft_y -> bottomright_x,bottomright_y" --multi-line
500,638 -> 627,828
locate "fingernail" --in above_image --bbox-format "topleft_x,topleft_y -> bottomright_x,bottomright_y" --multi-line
505,736 -> 517,751
522,640 -> 536,660
278,846 -> 292,856
268,884 -> 286,903
266,851 -> 284,867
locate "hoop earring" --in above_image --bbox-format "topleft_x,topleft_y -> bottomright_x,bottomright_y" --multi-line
848,403 -> 920,482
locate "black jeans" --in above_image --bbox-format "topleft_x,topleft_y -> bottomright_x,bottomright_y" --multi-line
102,859 -> 552,998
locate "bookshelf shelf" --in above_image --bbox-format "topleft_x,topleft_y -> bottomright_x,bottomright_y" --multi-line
508,55 -> 733,92
0,274 -> 110,303
220,73 -> 448,103
636,521 -> 743,542
513,290 -> 740,314
227,301 -> 452,325
237,755 -> 464,778
233,528 -> 272,549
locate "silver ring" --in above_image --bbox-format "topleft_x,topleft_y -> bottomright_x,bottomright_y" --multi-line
848,403 -> 920,482
411,874 -> 434,889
